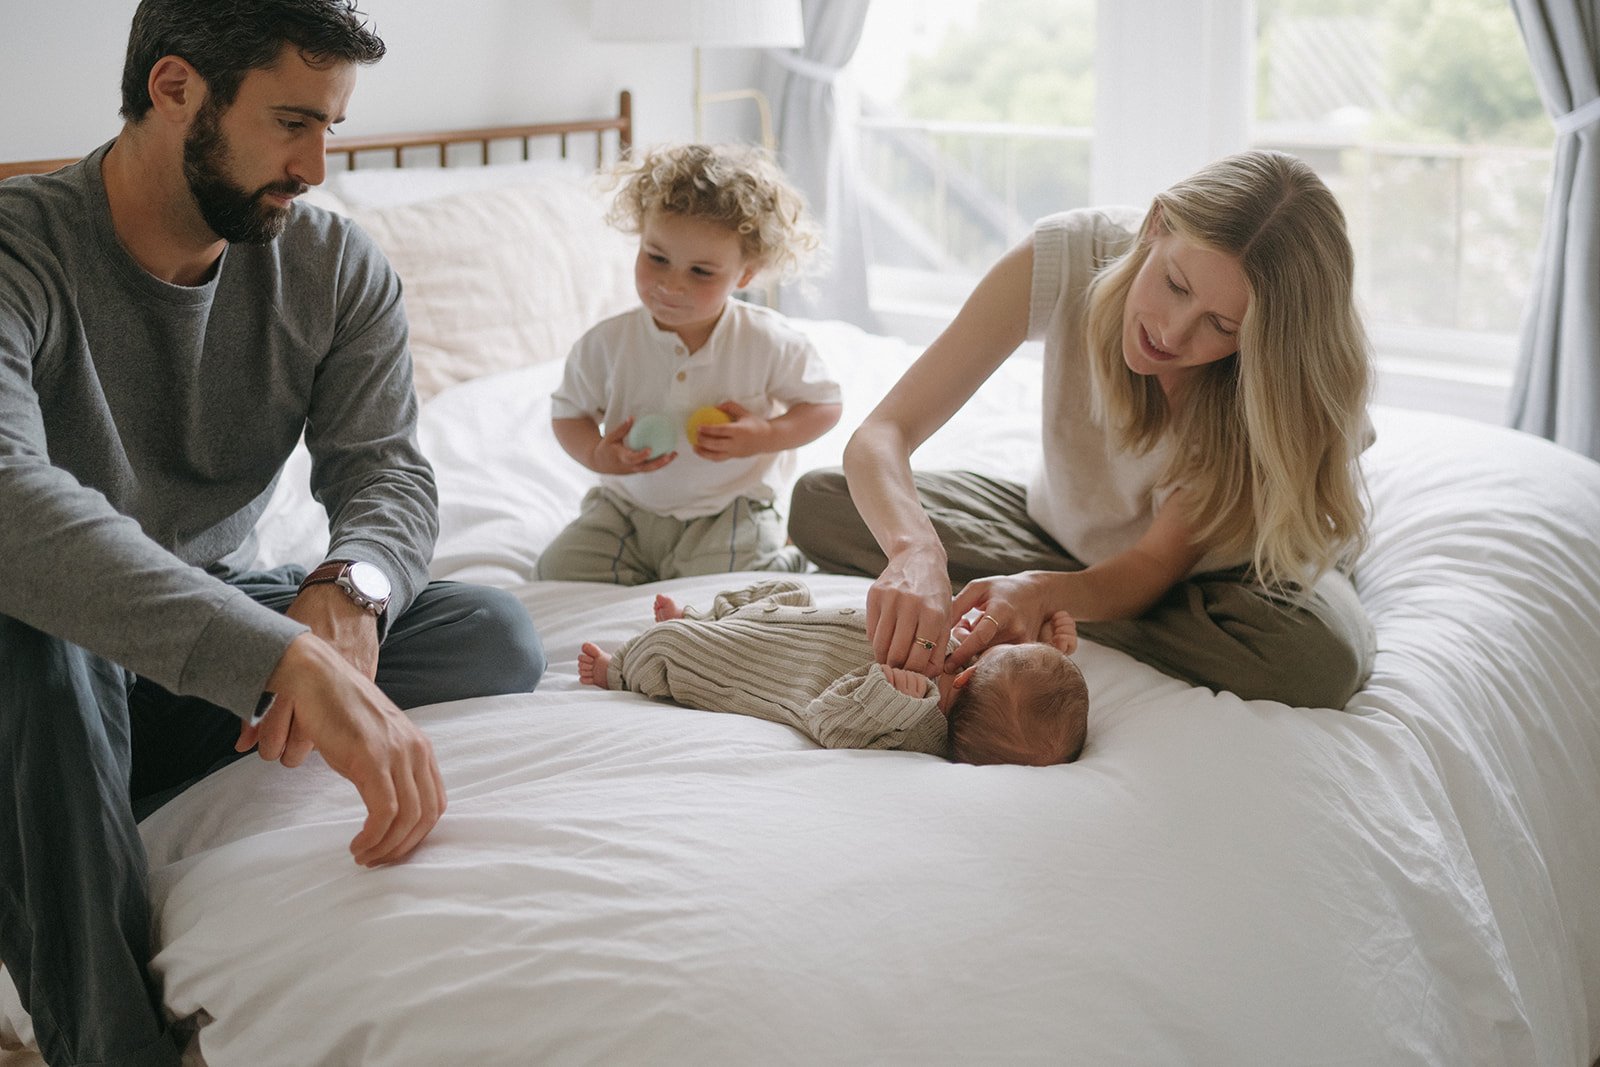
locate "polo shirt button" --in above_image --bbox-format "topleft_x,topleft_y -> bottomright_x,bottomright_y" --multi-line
676,371 -> 686,381
675,346 -> 686,355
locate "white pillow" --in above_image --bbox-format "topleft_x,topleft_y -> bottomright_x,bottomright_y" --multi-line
353,173 -> 636,400
330,158 -> 591,210
249,437 -> 328,571
248,362 -> 588,584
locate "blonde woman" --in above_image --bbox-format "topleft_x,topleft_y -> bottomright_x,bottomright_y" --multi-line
789,150 -> 1375,709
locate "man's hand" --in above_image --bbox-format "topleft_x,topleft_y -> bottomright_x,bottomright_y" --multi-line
288,580 -> 381,679
241,633 -> 446,867
234,580 -> 384,767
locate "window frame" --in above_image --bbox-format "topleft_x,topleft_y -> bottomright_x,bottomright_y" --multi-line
852,0 -> 1539,419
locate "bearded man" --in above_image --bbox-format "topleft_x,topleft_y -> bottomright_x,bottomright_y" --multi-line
0,4 -> 546,1064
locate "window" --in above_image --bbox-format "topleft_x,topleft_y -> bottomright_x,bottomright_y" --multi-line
852,0 -> 1094,338
1252,0 -> 1552,390
848,0 -> 1552,419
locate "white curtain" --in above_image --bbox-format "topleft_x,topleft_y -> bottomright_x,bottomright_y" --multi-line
1507,0 -> 1600,460
762,0 -> 876,328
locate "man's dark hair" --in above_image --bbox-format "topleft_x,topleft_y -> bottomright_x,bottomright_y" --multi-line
119,0 -> 386,122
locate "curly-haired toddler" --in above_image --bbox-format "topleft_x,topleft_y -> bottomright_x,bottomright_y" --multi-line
541,143 -> 842,583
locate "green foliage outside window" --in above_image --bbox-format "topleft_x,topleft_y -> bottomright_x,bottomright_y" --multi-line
1258,0 -> 1547,146
863,0 -> 1551,341
897,0 -> 1094,125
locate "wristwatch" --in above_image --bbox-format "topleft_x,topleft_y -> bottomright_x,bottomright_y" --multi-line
299,559 -> 392,616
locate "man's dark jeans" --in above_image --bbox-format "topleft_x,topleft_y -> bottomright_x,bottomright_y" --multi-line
0,567 -> 545,1067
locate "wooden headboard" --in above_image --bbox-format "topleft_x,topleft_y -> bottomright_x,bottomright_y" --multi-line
0,90 -> 632,181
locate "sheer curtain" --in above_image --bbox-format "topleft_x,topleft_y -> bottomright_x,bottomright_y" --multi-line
762,0 -> 875,328
1507,0 -> 1600,460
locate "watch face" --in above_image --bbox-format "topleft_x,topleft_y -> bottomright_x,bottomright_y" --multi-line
346,561 -> 391,602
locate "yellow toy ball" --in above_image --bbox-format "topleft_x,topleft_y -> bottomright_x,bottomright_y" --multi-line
686,406 -> 733,448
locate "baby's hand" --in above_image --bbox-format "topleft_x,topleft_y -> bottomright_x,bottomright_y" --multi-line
878,664 -> 931,698
1041,610 -> 1078,654
692,400 -> 771,461
591,416 -> 676,474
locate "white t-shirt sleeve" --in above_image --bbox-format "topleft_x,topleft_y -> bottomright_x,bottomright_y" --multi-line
766,325 -> 842,409
549,323 -> 613,422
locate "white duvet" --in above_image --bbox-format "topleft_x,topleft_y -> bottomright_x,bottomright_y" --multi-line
7,321 -> 1599,1066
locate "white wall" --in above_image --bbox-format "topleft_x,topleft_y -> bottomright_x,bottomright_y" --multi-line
1091,0 -> 1253,206
0,0 -> 764,160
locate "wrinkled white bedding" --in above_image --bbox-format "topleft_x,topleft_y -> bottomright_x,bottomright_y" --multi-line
7,321 -> 1599,1066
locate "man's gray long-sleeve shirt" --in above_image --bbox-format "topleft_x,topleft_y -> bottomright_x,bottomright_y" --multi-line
0,141 -> 438,716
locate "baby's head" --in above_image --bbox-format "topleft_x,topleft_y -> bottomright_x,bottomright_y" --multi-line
607,143 -> 821,287
944,644 -> 1088,767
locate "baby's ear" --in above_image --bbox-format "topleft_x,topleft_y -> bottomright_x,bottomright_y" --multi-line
737,261 -> 762,289
951,665 -> 978,689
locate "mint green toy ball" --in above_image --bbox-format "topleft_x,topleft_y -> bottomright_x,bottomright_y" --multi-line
626,413 -> 676,459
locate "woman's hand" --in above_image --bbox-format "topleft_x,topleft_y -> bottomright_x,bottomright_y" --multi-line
945,571 -> 1063,671
867,543 -> 953,675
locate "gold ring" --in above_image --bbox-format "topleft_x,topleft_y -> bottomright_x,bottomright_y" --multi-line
914,637 -> 936,651
978,614 -> 999,630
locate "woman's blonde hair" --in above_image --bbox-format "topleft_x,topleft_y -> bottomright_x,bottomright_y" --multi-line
607,142 -> 821,282
1083,149 -> 1372,593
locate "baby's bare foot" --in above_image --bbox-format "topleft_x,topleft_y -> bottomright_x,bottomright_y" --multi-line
653,594 -> 684,622
578,642 -> 611,688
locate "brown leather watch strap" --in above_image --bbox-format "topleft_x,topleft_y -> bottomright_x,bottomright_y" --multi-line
299,559 -> 352,591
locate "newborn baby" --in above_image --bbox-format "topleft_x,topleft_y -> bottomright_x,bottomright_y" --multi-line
579,580 -> 1087,765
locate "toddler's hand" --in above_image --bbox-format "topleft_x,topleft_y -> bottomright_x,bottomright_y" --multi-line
693,400 -> 771,461
878,664 -> 931,698
591,416 -> 676,474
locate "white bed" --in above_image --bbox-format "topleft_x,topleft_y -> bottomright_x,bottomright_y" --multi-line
3,103 -> 1598,1066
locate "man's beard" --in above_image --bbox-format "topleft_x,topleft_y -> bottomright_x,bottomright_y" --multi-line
182,100 -> 306,245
